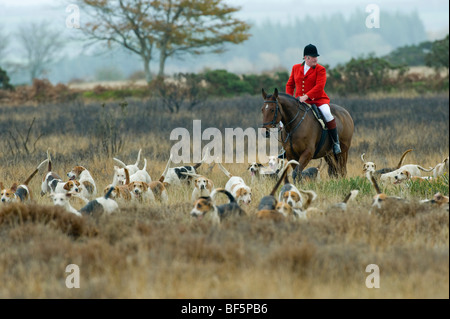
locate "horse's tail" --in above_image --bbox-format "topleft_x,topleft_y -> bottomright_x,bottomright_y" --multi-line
217,162 -> 233,178
396,149 -> 413,169
270,160 -> 299,196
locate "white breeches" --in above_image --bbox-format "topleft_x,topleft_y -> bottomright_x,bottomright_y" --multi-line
318,104 -> 334,122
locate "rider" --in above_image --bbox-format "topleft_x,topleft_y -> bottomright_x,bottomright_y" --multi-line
285,44 -> 341,155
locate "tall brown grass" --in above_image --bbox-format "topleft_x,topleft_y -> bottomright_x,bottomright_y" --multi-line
0,94 -> 448,298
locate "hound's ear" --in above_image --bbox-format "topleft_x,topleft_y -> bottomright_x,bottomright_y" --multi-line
0,182 -> 4,190
10,183 -> 18,192
262,88 -> 267,100
274,88 -> 278,98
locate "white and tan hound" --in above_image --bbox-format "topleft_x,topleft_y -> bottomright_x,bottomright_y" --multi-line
1,159 -> 48,203
67,165 -> 97,199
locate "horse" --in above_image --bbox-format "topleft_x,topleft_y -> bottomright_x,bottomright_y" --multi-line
261,88 -> 354,181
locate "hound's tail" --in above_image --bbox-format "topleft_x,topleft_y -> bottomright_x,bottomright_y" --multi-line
47,149 -> 53,172
192,147 -> 209,170
104,178 -> 119,200
396,149 -> 413,169
217,162 -> 233,179
316,159 -> 323,171
369,171 -> 382,195
210,187 -> 237,204
23,158 -> 49,185
342,189 -> 359,203
418,165 -> 434,172
271,160 -> 300,196
135,149 -> 142,167
159,154 -> 173,183
142,158 -> 147,171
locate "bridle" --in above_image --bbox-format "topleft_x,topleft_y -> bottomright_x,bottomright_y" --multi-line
262,98 -> 308,135
261,100 -> 280,127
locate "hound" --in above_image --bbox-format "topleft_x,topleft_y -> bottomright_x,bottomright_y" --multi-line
278,164 -> 317,211
41,150 -> 63,196
432,156 -> 449,178
67,165 -> 97,199
50,192 -> 82,217
361,149 -> 412,177
217,162 -> 252,206
420,192 -> 449,210
268,155 -> 285,173
256,160 -> 300,220
183,173 -> 215,202
105,166 -> 132,202
368,171 -> 407,213
113,149 -> 142,176
148,181 -> 169,203
1,159 -> 48,203
300,159 -> 323,182
53,180 -> 81,194
114,155 -> 152,184
53,183 -> 119,216
129,158 -> 152,183
128,181 -> 155,204
328,190 -> 359,212
80,185 -> 119,215
190,188 -> 246,226
112,165 -> 130,186
393,170 -> 434,184
159,152 -> 207,187
380,164 -> 434,184
247,162 -> 280,182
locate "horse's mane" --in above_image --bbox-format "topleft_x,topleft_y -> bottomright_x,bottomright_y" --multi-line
266,91 -> 297,102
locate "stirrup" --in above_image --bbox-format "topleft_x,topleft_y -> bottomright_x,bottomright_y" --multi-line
278,149 -> 286,159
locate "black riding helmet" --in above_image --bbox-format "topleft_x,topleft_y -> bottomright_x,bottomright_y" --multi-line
304,44 -> 320,57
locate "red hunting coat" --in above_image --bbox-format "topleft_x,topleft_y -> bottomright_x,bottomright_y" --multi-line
285,62 -> 330,106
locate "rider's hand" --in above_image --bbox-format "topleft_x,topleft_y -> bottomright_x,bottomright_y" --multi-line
298,95 -> 309,103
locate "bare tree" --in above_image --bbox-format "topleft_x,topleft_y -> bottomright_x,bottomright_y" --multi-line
75,0 -> 250,82
17,21 -> 65,82
76,0 -> 156,83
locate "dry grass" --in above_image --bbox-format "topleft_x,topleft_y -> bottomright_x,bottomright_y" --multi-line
0,94 -> 448,299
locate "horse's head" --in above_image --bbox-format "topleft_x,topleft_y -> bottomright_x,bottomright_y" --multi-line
261,88 -> 281,137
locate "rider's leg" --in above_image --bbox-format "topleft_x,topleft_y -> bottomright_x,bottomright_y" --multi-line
318,104 -> 341,154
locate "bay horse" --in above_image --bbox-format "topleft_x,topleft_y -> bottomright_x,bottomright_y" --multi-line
261,88 -> 354,180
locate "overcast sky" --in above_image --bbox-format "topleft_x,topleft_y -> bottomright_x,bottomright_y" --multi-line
0,0 -> 448,32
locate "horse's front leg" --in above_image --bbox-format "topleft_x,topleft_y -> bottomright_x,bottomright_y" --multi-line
292,149 -> 313,183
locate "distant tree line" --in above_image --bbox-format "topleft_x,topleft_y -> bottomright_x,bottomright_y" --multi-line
1,35 -> 448,109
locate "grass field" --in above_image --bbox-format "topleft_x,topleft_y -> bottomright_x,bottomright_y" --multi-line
0,93 -> 448,299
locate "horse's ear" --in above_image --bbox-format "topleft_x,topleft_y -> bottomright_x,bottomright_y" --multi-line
262,88 -> 267,100
274,88 -> 278,98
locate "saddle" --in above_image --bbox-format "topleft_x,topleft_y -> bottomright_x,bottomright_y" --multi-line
299,101 -> 329,158
304,103 -> 327,130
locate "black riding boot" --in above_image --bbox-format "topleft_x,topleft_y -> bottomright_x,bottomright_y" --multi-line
328,127 -> 342,154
